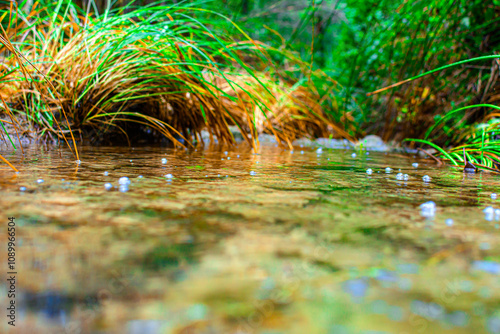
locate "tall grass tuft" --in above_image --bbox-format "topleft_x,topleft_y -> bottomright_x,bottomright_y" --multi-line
1,0 -> 346,151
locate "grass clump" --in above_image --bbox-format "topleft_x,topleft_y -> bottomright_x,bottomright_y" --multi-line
0,0 -> 346,154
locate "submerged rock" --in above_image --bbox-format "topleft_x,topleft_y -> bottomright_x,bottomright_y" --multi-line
258,133 -> 277,144
356,135 -> 389,152
315,137 -> 354,149
292,138 -> 314,147
473,261 -> 500,275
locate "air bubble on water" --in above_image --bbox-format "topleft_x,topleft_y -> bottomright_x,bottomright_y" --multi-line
403,174 -> 410,181
104,183 -> 113,191
104,171 -> 109,176
316,148 -> 323,154
227,157 -> 230,160
366,168 -> 373,175
396,173 -> 404,180
161,158 -> 167,164
351,153 -> 357,158
224,151 -> 228,155
385,167 -> 392,173
250,171 -> 256,176
165,174 -> 173,179
119,177 -> 130,185
20,186 -> 26,192
37,179 -> 44,184
445,218 -> 453,226
484,206 -> 495,221
76,160 -> 81,165
119,184 -> 129,193
138,175 -> 143,178
301,151 -> 304,154
484,206 -> 494,214
237,155 -> 240,158
422,175 -> 431,182
412,163 -> 419,168
420,201 -> 436,218
492,193 -> 497,200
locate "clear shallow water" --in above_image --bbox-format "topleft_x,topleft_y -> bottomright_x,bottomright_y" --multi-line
0,145 -> 500,334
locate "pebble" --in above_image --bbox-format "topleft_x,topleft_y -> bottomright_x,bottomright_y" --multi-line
165,174 -> 173,179
19,186 -> 26,192
118,177 -> 130,185
161,158 -> 167,164
422,175 -> 431,182
104,183 -> 113,191
37,179 -> 44,184
473,261 -> 500,275
366,168 -> 373,175
250,171 -> 256,176
412,163 -> 419,168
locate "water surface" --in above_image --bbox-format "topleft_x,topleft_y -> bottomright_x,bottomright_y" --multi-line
1,145 -> 500,334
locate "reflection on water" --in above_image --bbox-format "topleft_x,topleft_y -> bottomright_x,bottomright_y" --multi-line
1,145 -> 500,333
